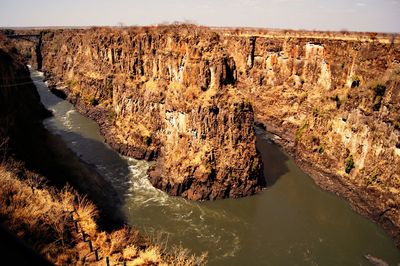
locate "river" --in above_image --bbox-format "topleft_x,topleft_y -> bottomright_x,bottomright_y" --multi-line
30,69 -> 400,265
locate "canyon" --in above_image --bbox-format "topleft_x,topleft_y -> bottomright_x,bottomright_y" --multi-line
4,26 -> 400,249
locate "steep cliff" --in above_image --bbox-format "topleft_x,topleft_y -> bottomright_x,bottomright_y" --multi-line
0,38 -> 49,150
223,31 -> 400,243
39,26 -> 264,200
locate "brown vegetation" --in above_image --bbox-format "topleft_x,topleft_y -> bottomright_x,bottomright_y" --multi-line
0,158 -> 207,265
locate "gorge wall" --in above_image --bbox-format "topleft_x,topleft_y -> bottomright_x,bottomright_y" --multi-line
25,26 -> 399,244
38,27 -> 265,200
0,39 -> 49,155
224,32 -> 400,242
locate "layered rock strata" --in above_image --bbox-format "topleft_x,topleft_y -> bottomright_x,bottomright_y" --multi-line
39,27 -> 265,200
223,31 -> 400,244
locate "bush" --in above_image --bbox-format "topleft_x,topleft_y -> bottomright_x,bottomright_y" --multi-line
66,79 -> 78,88
312,107 -> 320,117
373,84 -> 386,96
317,145 -> 324,154
24,50 -> 32,59
295,122 -> 308,140
345,155 -> 355,174
89,97 -> 98,106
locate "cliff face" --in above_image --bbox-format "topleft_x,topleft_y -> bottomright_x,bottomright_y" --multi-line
0,39 -> 49,149
39,27 -> 264,200
223,33 -> 400,240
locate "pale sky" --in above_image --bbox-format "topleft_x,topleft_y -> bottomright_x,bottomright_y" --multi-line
0,0 -> 399,32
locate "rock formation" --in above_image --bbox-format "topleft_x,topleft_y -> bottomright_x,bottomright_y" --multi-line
38,26 -> 265,200
223,30 -> 400,243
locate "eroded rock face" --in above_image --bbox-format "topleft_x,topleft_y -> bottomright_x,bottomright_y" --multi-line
39,27 -> 264,200
148,97 -> 262,200
223,32 -> 400,243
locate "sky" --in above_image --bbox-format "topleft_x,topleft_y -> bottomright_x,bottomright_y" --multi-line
0,0 -> 399,32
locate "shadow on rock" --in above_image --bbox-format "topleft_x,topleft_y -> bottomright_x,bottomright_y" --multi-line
9,123 -> 132,231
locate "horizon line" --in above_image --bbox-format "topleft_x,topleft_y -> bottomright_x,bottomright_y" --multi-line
1,24 -> 399,35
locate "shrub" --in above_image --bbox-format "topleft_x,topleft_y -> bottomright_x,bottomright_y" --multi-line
317,145 -> 324,154
210,32 -> 220,42
89,97 -> 99,106
66,79 -> 78,88
372,95 -> 382,111
370,174 -> 378,183
295,122 -> 308,140
108,111 -> 117,120
373,84 -> 386,96
24,50 -> 32,59
312,107 -> 320,117
345,155 -> 355,174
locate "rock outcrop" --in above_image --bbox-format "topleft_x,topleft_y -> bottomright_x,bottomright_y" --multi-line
38,26 -> 264,200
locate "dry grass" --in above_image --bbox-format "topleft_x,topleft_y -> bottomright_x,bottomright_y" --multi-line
0,160 -> 207,265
